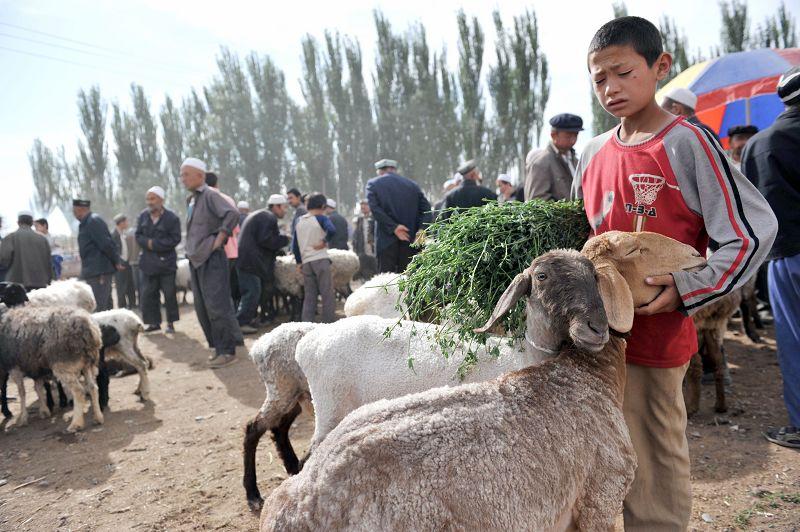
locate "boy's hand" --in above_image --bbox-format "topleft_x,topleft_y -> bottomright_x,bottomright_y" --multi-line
634,274 -> 682,315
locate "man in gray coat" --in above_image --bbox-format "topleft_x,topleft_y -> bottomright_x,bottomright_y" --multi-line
0,211 -> 52,290
524,113 -> 583,201
181,157 -> 242,367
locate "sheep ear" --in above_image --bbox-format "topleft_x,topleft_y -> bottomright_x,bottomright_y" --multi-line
474,272 -> 531,333
595,262 -> 634,334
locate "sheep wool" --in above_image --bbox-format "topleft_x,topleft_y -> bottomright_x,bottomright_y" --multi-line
261,337 -> 635,531
275,249 -> 360,298
343,273 -> 405,318
27,278 -> 96,312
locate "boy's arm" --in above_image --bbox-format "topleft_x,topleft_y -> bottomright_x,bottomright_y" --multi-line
315,215 -> 337,242
667,126 -> 778,315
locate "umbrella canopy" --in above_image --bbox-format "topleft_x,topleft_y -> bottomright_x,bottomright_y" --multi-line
657,48 -> 800,148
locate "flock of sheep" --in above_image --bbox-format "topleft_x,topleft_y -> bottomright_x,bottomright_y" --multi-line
0,239 -> 762,529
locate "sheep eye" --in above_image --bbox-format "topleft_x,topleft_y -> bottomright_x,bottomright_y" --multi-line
625,248 -> 640,256
535,273 -> 547,281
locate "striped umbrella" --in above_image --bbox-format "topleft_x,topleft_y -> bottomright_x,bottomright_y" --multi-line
657,47 -> 800,148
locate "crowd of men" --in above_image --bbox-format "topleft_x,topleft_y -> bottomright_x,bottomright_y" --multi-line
0,69 -> 796,449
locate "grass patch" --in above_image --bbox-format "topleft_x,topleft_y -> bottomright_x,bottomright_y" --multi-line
733,491 -> 800,529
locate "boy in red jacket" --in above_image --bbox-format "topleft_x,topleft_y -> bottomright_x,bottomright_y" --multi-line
574,16 -> 777,530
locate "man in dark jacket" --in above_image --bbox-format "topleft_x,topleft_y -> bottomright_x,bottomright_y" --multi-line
366,159 -> 431,273
0,211 -> 52,290
136,186 -> 182,333
741,66 -> 800,449
325,199 -> 350,250
236,194 -> 291,332
440,160 -> 497,220
73,199 -> 121,311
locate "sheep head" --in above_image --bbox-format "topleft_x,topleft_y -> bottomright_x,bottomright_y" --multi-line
0,282 -> 29,308
476,250 -> 610,354
581,231 -> 706,331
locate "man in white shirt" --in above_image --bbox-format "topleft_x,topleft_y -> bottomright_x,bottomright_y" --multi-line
112,214 -> 136,309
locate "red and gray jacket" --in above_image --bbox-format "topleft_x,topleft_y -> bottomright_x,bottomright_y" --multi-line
573,116 -> 777,368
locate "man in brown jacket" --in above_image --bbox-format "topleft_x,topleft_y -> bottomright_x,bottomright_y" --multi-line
524,113 -> 583,201
0,211 -> 52,290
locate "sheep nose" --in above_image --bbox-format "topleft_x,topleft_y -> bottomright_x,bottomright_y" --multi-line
587,320 -> 605,335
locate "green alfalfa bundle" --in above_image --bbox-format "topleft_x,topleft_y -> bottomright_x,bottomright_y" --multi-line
396,199 -> 590,376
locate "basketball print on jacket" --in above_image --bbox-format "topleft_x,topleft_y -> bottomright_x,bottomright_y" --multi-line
626,174 -> 679,231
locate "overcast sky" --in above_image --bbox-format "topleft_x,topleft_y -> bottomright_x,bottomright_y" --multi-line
0,0 -> 796,230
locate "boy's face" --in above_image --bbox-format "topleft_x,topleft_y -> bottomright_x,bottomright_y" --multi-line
588,44 -> 671,118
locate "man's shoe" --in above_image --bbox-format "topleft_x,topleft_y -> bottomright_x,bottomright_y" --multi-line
240,324 -> 259,335
763,426 -> 800,449
144,325 -> 161,333
165,323 -> 175,334
210,354 -> 237,368
208,353 -> 220,363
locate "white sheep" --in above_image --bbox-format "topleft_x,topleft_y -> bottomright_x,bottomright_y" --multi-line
343,272 -> 405,319
259,234 -> 707,530
274,249 -> 360,299
175,258 -> 192,304
28,278 -> 96,312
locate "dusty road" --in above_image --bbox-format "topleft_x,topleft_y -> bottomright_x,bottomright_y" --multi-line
0,304 -> 798,531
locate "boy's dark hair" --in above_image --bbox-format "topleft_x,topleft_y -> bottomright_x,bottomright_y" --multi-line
588,16 -> 663,66
35,218 -> 48,229
287,187 -> 301,197
205,172 -> 218,188
306,193 -> 327,210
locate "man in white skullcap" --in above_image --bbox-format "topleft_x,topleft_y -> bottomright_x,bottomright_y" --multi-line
0,209 -> 52,290
324,198 -> 350,250
135,184 -> 182,333
661,87 -> 720,142
235,193 -> 291,332
237,200 -> 251,227
496,174 -> 524,203
180,158 -> 241,366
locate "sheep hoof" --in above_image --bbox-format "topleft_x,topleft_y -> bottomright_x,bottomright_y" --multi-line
714,405 -> 727,413
65,421 -> 84,433
93,414 -> 104,426
248,496 -> 264,513
38,408 -> 51,420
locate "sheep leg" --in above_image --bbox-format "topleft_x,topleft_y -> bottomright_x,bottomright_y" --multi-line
10,369 -> 28,427
1,371 -> 11,419
132,342 -> 152,402
705,331 -> 727,413
243,412 -> 270,512
740,298 -> 762,343
57,373 -> 87,432
33,379 -> 51,419
271,402 -> 303,474
97,359 -> 110,411
83,367 -> 104,426
684,352 -> 702,417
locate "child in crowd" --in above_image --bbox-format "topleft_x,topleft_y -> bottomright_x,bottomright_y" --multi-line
574,16 -> 777,530
292,193 -> 337,323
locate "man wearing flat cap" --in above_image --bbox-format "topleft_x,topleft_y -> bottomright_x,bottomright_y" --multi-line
440,160 -> 497,220
0,210 -> 52,291
73,199 -> 122,311
366,159 -> 431,273
726,125 -> 759,171
236,194 -> 291,332
741,66 -> 800,450
181,158 -> 242,367
524,113 -> 583,201
136,185 -> 182,334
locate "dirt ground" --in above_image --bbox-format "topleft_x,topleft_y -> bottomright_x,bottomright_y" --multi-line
1,303 -> 798,531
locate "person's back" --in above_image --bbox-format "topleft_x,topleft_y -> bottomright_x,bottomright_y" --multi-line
0,217 -> 52,289
292,194 -> 337,322
238,209 -> 285,274
443,180 -> 496,212
366,172 -> 426,237
78,212 -> 117,278
328,210 -> 349,250
742,105 -> 800,260
294,213 -> 331,264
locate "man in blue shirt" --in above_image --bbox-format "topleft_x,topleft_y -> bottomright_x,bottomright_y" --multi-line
365,159 -> 431,273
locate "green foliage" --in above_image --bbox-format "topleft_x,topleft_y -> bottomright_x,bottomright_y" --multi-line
399,200 -> 590,374
753,1 -> 797,48
720,0 -> 751,53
